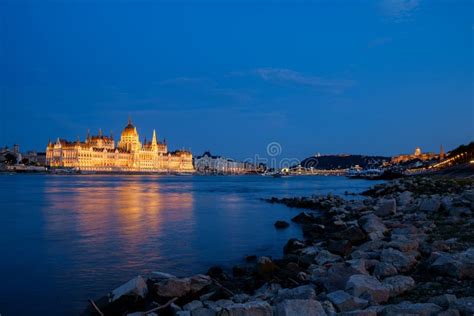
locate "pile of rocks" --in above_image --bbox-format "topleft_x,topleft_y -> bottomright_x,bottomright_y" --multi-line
86,177 -> 473,315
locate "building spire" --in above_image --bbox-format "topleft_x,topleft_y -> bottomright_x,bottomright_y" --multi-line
98,128 -> 102,137
152,129 -> 157,144
128,115 -> 132,125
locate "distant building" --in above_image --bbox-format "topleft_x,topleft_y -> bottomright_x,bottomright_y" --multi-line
46,118 -> 194,172
193,151 -> 257,174
0,145 -> 22,165
391,147 -> 440,164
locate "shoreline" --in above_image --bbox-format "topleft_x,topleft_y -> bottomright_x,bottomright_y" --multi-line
85,175 -> 472,315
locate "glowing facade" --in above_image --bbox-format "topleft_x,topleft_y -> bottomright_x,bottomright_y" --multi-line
391,147 -> 440,164
46,119 -> 194,172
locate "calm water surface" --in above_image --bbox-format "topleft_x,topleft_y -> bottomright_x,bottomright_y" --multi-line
0,174 -> 381,315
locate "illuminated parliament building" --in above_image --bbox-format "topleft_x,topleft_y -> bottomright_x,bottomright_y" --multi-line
46,119 -> 194,172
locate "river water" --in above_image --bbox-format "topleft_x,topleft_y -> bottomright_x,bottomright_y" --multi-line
0,174 -> 382,315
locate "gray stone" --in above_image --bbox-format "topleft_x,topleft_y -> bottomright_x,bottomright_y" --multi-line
359,214 -> 387,240
373,262 -> 397,279
157,277 -> 190,298
388,235 -> 419,252
381,302 -> 442,316
431,248 -> 474,279
200,292 -> 215,301
461,189 -> 474,202
183,300 -> 204,311
380,248 -> 417,272
312,263 -> 360,292
274,299 -> 327,316
449,207 -> 471,217
203,301 -> 222,313
190,274 -> 212,292
321,300 -> 337,316
151,271 -> 176,280
418,197 -> 441,212
315,250 -> 342,265
232,293 -> 250,303
339,310 -> 377,316
110,275 -> 148,302
274,285 -> 316,303
345,274 -> 390,304
191,308 -> 217,316
427,294 -> 457,308
374,198 -> 396,217
254,283 -> 281,300
346,259 -> 369,275
438,309 -> 460,316
382,275 -> 415,297
219,301 -> 272,316
156,274 -> 211,298
256,256 -> 277,276
216,299 -> 234,308
176,312 -> 191,316
326,290 -> 368,312
452,297 -> 474,316
398,191 -> 413,207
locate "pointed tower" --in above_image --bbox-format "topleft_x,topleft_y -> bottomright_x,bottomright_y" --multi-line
151,129 -> 158,152
440,144 -> 445,160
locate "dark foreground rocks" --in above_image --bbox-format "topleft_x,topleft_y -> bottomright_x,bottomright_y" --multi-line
85,177 -> 474,315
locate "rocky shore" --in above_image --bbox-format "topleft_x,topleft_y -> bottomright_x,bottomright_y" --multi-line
85,176 -> 474,316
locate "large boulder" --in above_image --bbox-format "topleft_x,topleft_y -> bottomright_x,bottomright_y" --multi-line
382,275 -> 415,297
274,299 -> 327,316
190,275 -> 213,293
253,283 -> 282,300
156,274 -> 211,298
183,300 -> 204,311
314,250 -> 342,265
219,300 -> 272,316
430,248 -> 474,279
274,285 -> 316,303
451,297 -> 474,316
345,274 -> 390,304
256,257 -> 277,277
381,302 -> 442,316
387,235 -> 419,252
326,290 -> 368,312
427,294 -> 457,309
283,239 -> 305,254
398,191 -> 413,207
312,263 -> 360,292
359,214 -> 387,240
292,212 -> 317,224
339,310 -> 377,316
374,199 -> 396,217
109,275 -> 148,302
334,226 -> 367,245
418,197 -> 441,212
327,240 -> 353,257
373,262 -> 397,279
380,248 -> 417,272
274,220 -> 290,229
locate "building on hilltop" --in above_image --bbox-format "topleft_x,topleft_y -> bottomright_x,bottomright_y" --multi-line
391,146 -> 441,164
46,118 -> 194,172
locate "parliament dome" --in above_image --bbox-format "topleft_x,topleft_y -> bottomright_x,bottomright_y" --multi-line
122,119 -> 138,137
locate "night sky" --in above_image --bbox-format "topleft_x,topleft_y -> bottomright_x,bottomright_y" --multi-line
1,0 -> 473,160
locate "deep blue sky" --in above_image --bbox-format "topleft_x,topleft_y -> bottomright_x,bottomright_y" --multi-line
1,0 -> 473,160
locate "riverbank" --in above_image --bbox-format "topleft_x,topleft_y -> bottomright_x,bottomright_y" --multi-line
85,176 -> 473,316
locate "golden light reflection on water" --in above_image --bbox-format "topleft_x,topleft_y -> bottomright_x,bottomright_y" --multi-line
42,176 -> 194,252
